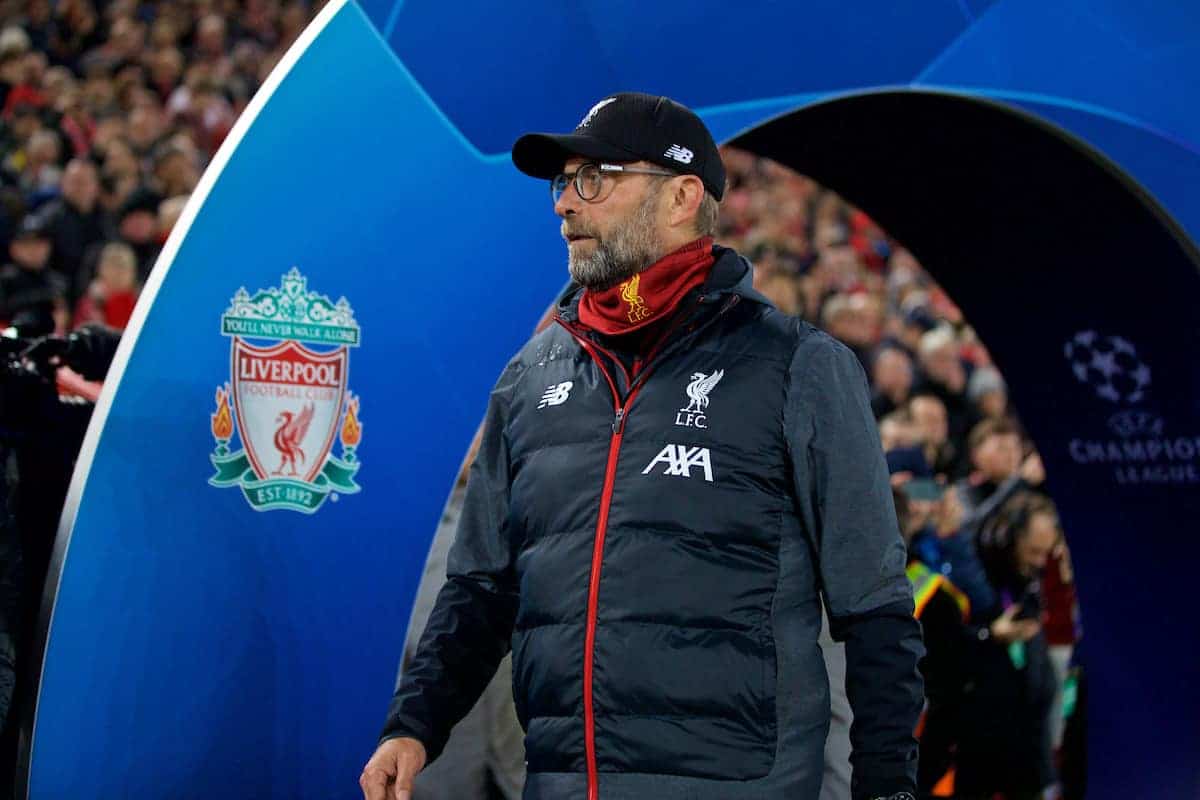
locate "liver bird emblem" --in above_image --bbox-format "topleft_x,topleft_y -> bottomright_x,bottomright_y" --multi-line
684,369 -> 724,413
273,403 -> 314,476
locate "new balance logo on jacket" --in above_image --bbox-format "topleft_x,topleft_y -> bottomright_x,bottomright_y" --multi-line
642,444 -> 714,482
537,381 -> 573,408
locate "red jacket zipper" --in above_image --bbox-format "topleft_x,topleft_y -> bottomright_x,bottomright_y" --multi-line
553,298 -> 734,800
556,320 -> 629,800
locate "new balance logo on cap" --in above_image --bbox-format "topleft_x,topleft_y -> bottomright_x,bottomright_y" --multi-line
642,444 -> 714,482
538,381 -> 573,409
664,144 -> 694,164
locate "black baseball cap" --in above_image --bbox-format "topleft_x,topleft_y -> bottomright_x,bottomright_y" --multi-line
13,214 -> 50,240
512,92 -> 726,200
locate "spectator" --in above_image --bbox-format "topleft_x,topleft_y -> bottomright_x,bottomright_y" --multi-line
956,417 -> 1025,523
152,142 -> 199,197
870,345 -> 913,418
157,193 -> 188,241
915,324 -> 977,446
0,101 -> 42,175
753,269 -> 802,315
879,410 -> 923,455
0,213 -> 68,332
1042,538 -> 1079,753
16,128 -> 62,198
40,157 -> 107,298
73,239 -> 138,329
821,292 -> 878,369
893,485 -> 970,794
956,492 -> 1061,799
126,101 -> 164,160
908,393 -> 964,479
892,305 -> 937,359
968,364 -> 1009,421
115,184 -> 162,281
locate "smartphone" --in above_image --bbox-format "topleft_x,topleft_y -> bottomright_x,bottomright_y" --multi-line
901,477 -> 945,502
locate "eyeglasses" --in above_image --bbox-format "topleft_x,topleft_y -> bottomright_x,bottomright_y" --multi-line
550,162 -> 677,203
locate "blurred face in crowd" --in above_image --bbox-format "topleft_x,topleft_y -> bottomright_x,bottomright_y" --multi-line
920,341 -> 966,393
62,159 -> 100,212
909,395 -> 948,448
11,108 -> 40,142
1015,512 -> 1058,577
27,0 -> 51,25
151,47 -> 184,90
825,294 -> 878,349
92,116 -> 127,150
26,129 -> 60,167
873,347 -> 913,401
120,209 -> 157,244
83,74 -> 116,113
109,17 -> 146,59
149,18 -> 180,49
972,431 -> 1022,483
10,235 -> 51,270
879,415 -> 921,451
754,272 -> 801,315
128,105 -> 164,150
155,150 -> 199,195
54,86 -> 87,123
555,156 -> 672,291
196,14 -> 227,58
158,195 -> 188,237
280,1 -> 309,40
98,249 -> 137,292
102,138 -> 139,179
976,388 -> 1008,420
817,244 -> 859,286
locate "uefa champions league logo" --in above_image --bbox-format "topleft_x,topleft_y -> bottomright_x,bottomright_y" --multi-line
1063,330 -> 1151,405
1062,330 -> 1198,486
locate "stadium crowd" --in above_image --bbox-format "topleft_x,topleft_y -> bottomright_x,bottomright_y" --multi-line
0,1 -> 1082,797
0,0 -> 320,334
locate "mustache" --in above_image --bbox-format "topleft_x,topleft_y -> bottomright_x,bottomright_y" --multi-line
561,222 -> 600,240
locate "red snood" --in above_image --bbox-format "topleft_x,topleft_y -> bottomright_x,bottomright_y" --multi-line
578,237 -> 714,335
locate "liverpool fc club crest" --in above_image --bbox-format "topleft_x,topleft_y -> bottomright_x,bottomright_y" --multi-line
209,268 -> 362,513
675,369 -> 723,429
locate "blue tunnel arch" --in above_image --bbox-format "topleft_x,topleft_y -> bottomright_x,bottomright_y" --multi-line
729,89 -> 1200,793
19,1 -> 1200,797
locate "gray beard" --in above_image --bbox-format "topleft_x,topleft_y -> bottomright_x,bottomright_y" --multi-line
567,187 -> 665,291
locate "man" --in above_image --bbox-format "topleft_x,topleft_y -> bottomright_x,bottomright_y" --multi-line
39,158 -> 107,300
956,417 -> 1047,532
912,326 -> 975,448
869,346 -> 913,419
362,93 -> 923,800
0,213 -> 68,332
907,393 -> 961,479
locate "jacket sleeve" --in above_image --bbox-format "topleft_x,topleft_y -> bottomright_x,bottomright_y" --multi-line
785,331 -> 925,800
378,359 -> 524,763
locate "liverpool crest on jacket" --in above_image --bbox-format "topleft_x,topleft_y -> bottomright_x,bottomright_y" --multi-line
209,268 -> 362,513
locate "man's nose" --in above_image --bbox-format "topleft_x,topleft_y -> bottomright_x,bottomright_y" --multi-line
554,185 -> 580,218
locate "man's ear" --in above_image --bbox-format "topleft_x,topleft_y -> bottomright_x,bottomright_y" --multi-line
666,175 -> 704,230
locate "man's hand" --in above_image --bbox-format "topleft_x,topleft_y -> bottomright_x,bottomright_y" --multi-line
359,737 -> 427,800
21,335 -> 69,379
1019,451 -> 1046,486
988,604 -> 1040,644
